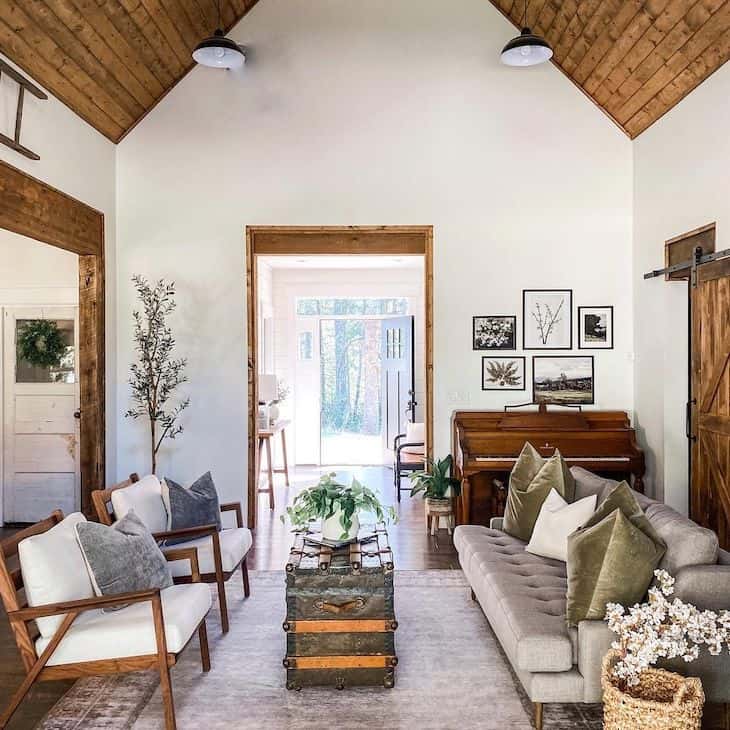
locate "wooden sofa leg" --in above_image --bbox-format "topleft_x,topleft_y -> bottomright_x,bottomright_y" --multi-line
242,558 -> 250,598
198,620 -> 211,673
211,533 -> 229,633
470,589 -> 477,602
534,702 -> 543,730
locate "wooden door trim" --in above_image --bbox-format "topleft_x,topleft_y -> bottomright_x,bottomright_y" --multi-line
0,160 -> 104,517
245,226 -> 434,529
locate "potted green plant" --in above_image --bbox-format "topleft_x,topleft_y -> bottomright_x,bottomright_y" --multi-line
410,455 -> 462,519
282,473 -> 397,542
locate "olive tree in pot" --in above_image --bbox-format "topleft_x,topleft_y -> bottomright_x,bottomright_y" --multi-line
410,455 -> 462,525
282,473 -> 397,542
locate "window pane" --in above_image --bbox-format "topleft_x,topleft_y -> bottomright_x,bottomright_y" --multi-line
296,298 -> 408,316
16,319 -> 76,384
298,331 -> 313,360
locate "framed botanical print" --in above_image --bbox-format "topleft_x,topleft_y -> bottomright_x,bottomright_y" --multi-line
473,315 -> 517,350
532,355 -> 594,405
482,356 -> 526,391
578,306 -> 613,349
523,289 -> 572,349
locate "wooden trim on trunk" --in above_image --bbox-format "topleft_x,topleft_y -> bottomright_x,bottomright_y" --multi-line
245,226 -> 434,530
0,160 -> 105,516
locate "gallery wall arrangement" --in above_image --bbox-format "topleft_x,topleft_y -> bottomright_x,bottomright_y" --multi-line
475,290 -> 612,404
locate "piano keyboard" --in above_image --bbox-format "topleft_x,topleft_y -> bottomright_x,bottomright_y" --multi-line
474,456 -> 630,463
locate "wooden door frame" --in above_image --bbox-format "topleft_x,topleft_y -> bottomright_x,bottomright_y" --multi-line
245,226 -> 434,529
0,160 -> 105,518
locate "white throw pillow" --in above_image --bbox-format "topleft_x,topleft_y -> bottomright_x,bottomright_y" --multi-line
110,475 -> 168,534
402,422 -> 425,455
18,512 -> 95,638
526,489 -> 597,562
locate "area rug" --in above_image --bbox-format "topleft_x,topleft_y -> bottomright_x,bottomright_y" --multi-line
39,571 -> 602,729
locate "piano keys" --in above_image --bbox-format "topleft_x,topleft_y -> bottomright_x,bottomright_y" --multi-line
451,405 -> 645,526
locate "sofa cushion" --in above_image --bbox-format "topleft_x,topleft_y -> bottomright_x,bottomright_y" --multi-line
566,508 -> 664,626
526,490 -> 597,562
161,527 -> 252,577
35,583 -> 211,666
110,475 -> 168,534
454,525 -> 575,673
503,444 -> 575,541
645,502 -> 719,573
75,512 -> 173,606
18,512 -> 95,639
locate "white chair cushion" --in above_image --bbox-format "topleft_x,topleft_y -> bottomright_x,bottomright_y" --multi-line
526,489 -> 597,562
110,475 -> 168,534
402,422 -> 425,455
162,527 -> 253,577
18,513 -> 95,639
35,583 -> 211,666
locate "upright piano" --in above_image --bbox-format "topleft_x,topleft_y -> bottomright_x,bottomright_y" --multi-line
452,405 -> 645,526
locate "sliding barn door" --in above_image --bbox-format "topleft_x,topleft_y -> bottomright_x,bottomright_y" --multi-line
690,260 -> 730,550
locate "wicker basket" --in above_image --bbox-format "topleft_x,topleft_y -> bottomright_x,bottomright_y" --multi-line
601,650 -> 705,730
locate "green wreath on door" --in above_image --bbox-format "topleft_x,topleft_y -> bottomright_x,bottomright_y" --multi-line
17,320 -> 67,368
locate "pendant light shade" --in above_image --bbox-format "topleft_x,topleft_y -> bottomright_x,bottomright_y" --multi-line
500,1 -> 553,67
501,27 -> 552,66
193,29 -> 245,69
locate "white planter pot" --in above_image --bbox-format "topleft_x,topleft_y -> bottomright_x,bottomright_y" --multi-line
321,509 -> 360,542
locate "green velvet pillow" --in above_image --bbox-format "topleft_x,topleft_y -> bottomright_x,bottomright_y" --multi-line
565,481 -> 666,626
503,443 -> 575,542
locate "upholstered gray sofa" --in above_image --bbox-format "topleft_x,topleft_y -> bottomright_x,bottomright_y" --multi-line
453,467 -> 730,729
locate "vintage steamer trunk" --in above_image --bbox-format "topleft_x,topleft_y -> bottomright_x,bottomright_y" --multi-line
283,524 -> 397,690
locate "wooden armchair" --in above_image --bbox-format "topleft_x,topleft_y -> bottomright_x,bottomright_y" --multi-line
0,511 -> 211,730
92,474 -> 251,634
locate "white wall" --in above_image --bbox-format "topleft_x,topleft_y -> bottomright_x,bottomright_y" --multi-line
267,266 -> 425,464
116,0 -> 634,510
633,63 -> 730,511
0,53 -> 117,482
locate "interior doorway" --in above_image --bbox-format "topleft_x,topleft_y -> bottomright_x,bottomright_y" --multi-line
245,227 -> 433,530
0,160 -> 105,522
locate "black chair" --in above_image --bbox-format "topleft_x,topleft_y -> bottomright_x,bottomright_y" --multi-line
393,432 -> 425,501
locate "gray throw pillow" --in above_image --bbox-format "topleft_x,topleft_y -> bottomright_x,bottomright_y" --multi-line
75,511 -> 173,610
162,471 -> 222,546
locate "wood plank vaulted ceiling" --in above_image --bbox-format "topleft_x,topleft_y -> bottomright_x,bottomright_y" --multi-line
491,0 -> 730,138
0,1 -> 728,143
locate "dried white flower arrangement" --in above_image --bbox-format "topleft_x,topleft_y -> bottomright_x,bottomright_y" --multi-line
605,570 -> 730,687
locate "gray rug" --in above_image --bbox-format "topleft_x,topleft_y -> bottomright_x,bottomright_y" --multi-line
40,571 -> 602,729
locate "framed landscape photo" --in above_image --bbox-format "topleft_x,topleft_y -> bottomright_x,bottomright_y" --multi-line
473,315 -> 517,350
482,356 -> 526,391
523,289 -> 572,350
578,305 -> 613,349
532,356 -> 594,405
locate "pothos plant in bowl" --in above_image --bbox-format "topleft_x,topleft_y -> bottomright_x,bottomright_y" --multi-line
409,455 -> 462,507
282,473 -> 397,542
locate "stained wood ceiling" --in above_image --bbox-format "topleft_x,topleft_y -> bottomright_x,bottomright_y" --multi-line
0,2 -> 727,143
491,0 -> 730,138
0,1 -> 259,143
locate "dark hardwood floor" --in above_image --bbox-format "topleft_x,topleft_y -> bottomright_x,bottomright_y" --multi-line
248,464 -> 459,571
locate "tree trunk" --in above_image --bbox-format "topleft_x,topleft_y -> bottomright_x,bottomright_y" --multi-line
151,419 -> 157,475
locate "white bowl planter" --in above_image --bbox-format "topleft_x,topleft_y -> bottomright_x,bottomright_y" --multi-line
321,509 -> 360,542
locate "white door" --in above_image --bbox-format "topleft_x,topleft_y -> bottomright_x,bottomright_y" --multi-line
3,307 -> 80,523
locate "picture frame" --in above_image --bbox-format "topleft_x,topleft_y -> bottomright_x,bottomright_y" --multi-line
578,305 -> 613,349
523,289 -> 573,350
482,356 -> 526,391
473,315 -> 517,350
532,355 -> 594,405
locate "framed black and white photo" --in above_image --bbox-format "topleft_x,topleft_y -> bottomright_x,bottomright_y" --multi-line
473,315 -> 517,350
578,306 -> 613,349
482,356 -> 526,391
532,356 -> 594,405
523,289 -> 572,349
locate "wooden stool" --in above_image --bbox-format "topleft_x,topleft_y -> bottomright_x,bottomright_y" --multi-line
425,498 -> 454,536
257,419 -> 291,510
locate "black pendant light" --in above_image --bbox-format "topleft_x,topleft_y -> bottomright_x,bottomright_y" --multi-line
500,0 -> 553,67
193,0 -> 245,69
